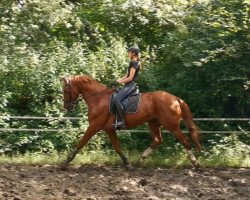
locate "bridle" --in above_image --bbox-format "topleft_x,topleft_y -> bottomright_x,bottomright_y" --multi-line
63,78 -> 113,111
63,79 -> 82,111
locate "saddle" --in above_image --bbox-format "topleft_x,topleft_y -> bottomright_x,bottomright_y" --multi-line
109,86 -> 141,114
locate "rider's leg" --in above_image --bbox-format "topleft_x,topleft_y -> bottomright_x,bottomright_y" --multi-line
113,98 -> 125,129
113,83 -> 135,129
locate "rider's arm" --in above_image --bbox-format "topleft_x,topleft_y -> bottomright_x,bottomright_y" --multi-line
117,68 -> 136,84
117,73 -> 128,83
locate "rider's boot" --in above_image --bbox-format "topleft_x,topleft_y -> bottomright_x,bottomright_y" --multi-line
113,102 -> 126,130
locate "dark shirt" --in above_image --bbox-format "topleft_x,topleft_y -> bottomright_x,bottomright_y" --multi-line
127,61 -> 140,83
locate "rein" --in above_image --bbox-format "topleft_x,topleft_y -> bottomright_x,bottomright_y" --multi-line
84,88 -> 112,100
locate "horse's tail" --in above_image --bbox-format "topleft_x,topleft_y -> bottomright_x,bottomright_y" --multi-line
177,98 -> 201,151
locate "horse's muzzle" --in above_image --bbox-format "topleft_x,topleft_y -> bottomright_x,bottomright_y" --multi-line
64,99 -> 80,112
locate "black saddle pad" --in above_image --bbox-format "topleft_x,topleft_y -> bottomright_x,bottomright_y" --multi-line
109,93 -> 141,114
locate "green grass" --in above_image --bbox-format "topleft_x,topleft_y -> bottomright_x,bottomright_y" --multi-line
0,149 -> 249,168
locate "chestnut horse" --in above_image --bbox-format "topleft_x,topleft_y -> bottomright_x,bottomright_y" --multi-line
61,75 -> 201,169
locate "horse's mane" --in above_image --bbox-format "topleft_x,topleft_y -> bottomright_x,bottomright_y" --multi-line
72,75 -> 107,90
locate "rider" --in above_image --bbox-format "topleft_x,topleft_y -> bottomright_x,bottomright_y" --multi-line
113,46 -> 141,129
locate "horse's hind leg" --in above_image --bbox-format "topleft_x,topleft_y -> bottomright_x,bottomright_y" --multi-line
138,120 -> 162,165
170,127 -> 200,167
106,130 -> 132,169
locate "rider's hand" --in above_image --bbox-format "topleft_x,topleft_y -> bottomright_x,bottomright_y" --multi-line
111,81 -> 119,87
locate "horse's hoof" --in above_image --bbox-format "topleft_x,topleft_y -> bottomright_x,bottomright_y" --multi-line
125,164 -> 134,171
191,160 -> 202,169
59,161 -> 69,171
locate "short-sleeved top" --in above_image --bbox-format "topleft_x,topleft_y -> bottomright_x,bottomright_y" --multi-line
127,60 -> 140,83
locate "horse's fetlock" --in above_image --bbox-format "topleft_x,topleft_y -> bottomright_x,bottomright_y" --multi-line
125,164 -> 134,171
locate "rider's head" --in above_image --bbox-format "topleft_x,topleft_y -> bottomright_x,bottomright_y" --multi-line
127,46 -> 140,60
128,46 -> 140,54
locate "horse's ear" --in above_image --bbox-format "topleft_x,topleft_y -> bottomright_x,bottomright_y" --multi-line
61,77 -> 68,85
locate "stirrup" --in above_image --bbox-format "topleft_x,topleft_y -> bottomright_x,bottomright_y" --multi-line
113,121 -> 126,130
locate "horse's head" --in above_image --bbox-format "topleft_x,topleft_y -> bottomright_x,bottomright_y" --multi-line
61,77 -> 81,112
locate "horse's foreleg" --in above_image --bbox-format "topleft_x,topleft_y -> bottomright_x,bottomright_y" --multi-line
106,131 -> 132,169
60,126 -> 98,169
138,121 -> 162,165
60,148 -> 78,170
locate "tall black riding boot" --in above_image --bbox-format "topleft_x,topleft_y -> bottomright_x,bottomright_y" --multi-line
113,101 -> 126,130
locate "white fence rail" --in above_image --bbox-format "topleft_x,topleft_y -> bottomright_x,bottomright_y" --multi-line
0,116 -> 249,121
0,116 -> 249,134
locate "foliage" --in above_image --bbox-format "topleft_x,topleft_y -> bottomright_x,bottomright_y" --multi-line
0,0 -> 249,159
205,133 -> 250,167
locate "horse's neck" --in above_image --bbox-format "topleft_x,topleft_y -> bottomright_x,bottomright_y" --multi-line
77,77 -> 108,105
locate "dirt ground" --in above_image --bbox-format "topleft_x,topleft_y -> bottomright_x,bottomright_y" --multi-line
0,164 -> 249,200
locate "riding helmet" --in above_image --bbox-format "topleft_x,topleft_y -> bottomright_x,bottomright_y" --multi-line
127,46 -> 140,54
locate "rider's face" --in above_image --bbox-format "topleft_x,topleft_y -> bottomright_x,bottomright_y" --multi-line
128,51 -> 133,59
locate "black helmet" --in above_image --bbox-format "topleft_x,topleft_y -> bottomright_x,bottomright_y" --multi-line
127,46 -> 140,54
